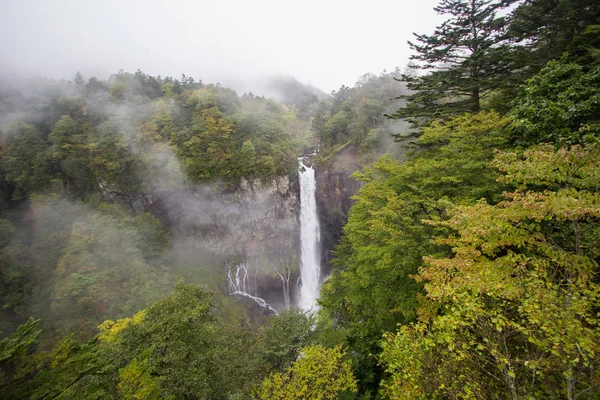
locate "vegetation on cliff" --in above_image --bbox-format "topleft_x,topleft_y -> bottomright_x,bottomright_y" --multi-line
320,0 -> 600,397
1,0 -> 600,398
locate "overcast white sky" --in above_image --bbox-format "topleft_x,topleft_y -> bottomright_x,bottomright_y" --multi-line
0,0 -> 442,92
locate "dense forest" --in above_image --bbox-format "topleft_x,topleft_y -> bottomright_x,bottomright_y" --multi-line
1,0 -> 600,398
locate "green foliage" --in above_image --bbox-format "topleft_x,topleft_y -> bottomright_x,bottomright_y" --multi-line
322,109 -> 353,147
48,115 -> 95,198
0,69 -> 306,348
2,18 -> 599,398
380,144 -> 600,399
117,358 -> 164,400
49,203 -> 168,338
320,111 -> 509,394
0,193 -> 173,342
228,109 -> 298,179
0,219 -> 13,248
88,118 -> 143,194
0,214 -> 37,313
509,0 -> 600,67
183,109 -> 234,181
1,284 -> 273,399
0,243 -> 32,311
176,86 -> 299,185
510,61 -> 600,146
17,336 -> 108,399
313,71 -> 407,165
98,283 -> 262,399
129,211 -> 170,259
2,122 -> 51,200
0,317 -> 40,386
1,69 -> 303,212
256,345 -> 358,400
394,0 -> 600,122
260,308 -> 315,372
391,0 -> 518,124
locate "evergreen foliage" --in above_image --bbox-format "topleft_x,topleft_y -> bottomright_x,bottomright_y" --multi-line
390,0 -> 518,124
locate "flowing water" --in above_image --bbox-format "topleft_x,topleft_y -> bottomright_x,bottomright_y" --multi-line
227,262 -> 277,314
298,157 -> 321,311
226,157 -> 321,312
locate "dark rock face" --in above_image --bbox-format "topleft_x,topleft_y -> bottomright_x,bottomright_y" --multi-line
99,173 -> 301,312
100,175 -> 299,253
315,145 -> 362,273
96,150 -> 360,311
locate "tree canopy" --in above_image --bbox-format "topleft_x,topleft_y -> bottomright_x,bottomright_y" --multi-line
1,0 -> 600,397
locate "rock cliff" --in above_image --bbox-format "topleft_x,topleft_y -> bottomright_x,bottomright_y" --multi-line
314,145 -> 362,273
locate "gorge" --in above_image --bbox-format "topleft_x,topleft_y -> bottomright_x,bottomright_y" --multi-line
2,0 -> 599,396
223,154 -> 344,313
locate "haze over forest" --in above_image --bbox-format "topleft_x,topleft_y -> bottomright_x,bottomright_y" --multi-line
1,0 -> 600,399
0,0 -> 442,92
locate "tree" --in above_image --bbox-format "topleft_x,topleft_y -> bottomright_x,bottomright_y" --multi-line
321,109 -> 352,147
256,345 -> 357,400
2,122 -> 51,200
260,309 -> 315,373
88,118 -> 142,195
49,204 -> 166,338
99,283 -> 263,399
509,0 -> 600,67
509,61 -> 600,146
0,284 -> 268,399
380,144 -> 600,400
117,357 -> 164,400
0,323 -> 107,399
391,0 -> 518,125
237,139 -> 257,178
73,72 -> 85,86
0,318 -> 40,388
0,217 -> 31,311
48,115 -> 95,198
321,111 -> 509,395
183,109 -> 234,182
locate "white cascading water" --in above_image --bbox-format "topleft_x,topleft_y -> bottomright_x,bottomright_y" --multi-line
227,262 -> 277,314
298,157 -> 321,311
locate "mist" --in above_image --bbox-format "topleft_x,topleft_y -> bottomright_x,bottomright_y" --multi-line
1,0 -> 598,397
0,0 -> 423,362
0,0 -> 443,93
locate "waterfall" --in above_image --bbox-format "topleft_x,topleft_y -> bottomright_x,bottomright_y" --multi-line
227,262 -> 277,314
298,157 -> 321,311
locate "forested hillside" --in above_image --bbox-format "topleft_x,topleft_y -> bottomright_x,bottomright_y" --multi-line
321,0 -> 600,398
0,71 -> 314,342
1,0 -> 600,398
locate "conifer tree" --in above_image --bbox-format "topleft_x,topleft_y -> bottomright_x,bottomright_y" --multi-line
509,0 -> 600,68
390,0 -> 518,125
